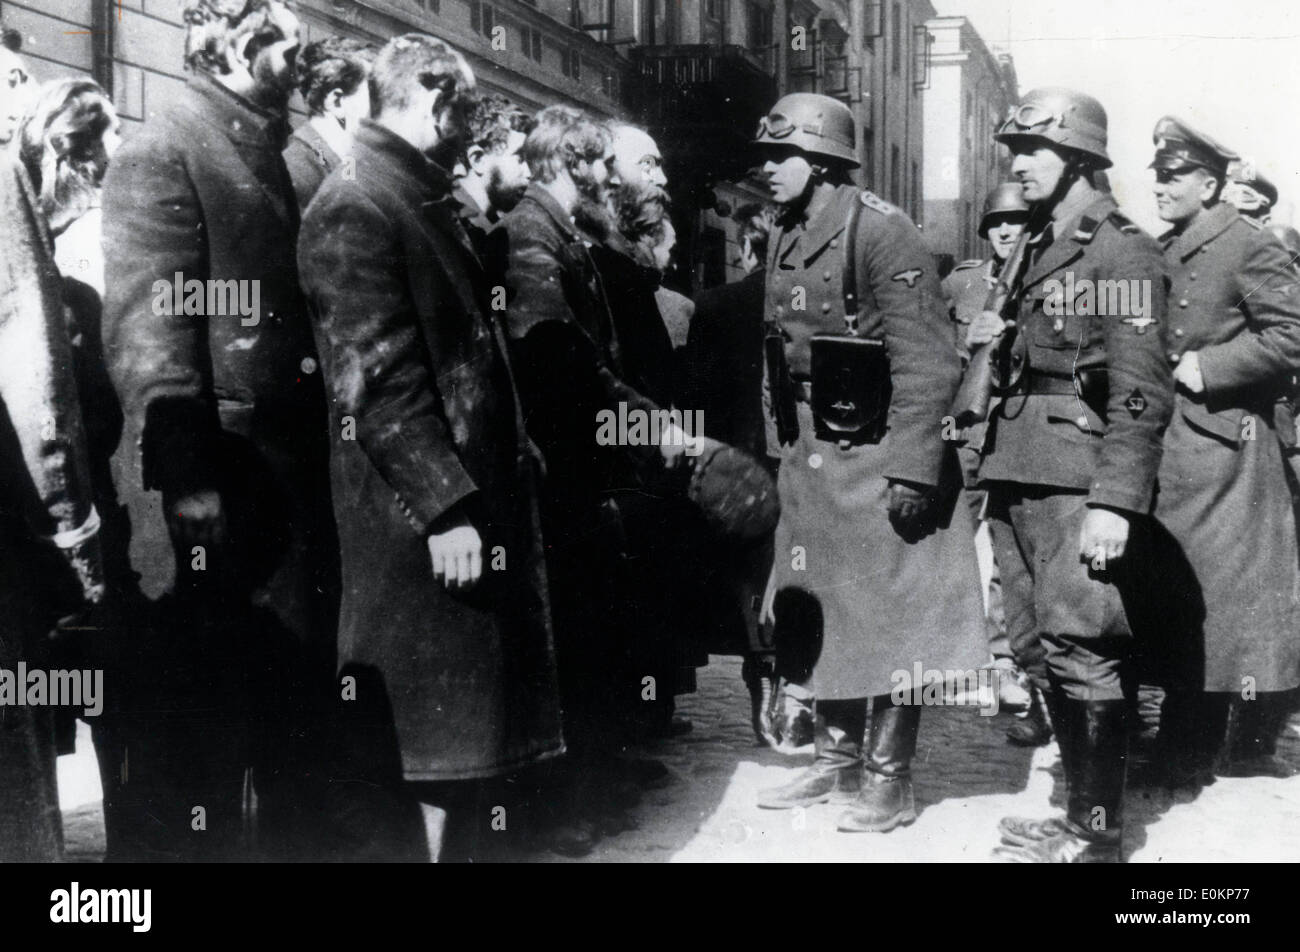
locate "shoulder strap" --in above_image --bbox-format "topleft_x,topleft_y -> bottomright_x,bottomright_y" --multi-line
842,194 -> 865,334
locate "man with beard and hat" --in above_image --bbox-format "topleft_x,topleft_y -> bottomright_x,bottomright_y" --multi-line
750,92 -> 986,835
100,0 -> 339,860
1141,117 -> 1300,787
967,88 -> 1174,863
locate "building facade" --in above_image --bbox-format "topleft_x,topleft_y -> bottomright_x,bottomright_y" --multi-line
922,14 -> 1018,262
3,0 -> 936,287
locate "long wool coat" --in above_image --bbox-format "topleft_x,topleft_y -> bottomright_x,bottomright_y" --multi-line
1149,202 -> 1300,693
298,121 -> 562,780
765,186 -> 986,700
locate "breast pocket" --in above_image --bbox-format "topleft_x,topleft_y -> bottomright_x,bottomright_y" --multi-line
1029,285 -> 1092,350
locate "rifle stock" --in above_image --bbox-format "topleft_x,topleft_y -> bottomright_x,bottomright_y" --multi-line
950,218 -> 1038,427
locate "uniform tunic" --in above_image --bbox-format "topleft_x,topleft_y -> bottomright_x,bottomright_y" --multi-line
765,186 -> 985,700
1149,202 -> 1300,693
977,194 -> 1174,682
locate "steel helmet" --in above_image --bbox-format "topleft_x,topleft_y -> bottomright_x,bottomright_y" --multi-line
994,87 -> 1111,169
978,182 -> 1031,237
753,93 -> 859,168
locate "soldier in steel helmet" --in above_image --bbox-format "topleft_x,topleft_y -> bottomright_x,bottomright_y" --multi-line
1141,118 -> 1300,786
942,183 -> 1047,746
751,92 -> 986,834
966,88 -> 1175,862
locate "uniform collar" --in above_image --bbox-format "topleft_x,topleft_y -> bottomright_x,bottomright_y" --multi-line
1058,192 -> 1118,246
781,183 -> 852,267
1161,201 -> 1238,260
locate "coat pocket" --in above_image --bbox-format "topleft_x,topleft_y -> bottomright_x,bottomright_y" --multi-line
1179,398 -> 1243,449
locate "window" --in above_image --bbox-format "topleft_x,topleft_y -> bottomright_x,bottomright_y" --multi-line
470,1 -> 495,37
521,25 -> 543,61
890,2 -> 901,76
890,143 -> 900,205
704,0 -> 720,20
562,48 -> 582,81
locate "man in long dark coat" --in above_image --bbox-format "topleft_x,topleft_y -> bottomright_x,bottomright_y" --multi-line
298,33 -> 563,862
101,0 -> 338,860
1143,118 -> 1300,784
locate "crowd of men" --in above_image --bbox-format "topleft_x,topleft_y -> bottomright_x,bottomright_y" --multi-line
1,0 -> 1297,864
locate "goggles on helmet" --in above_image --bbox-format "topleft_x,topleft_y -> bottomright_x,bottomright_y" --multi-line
755,112 -> 821,140
1004,102 -> 1062,133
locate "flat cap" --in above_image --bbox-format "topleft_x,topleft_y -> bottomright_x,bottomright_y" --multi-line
1149,116 -> 1237,176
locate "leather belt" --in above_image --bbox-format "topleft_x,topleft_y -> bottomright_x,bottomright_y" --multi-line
1019,371 -> 1080,396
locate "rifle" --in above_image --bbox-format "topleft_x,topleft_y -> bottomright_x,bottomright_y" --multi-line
950,211 -> 1042,427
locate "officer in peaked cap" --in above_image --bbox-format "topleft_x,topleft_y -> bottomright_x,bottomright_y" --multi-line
751,92 -> 986,835
1142,116 -> 1300,787
1224,159 -> 1278,222
968,88 -> 1175,862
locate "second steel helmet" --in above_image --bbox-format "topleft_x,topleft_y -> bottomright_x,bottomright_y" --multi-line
994,87 -> 1112,169
979,182 -> 1031,236
753,93 -> 859,168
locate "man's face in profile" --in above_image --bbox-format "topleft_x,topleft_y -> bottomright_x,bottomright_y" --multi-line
247,2 -> 302,109
1,46 -> 33,147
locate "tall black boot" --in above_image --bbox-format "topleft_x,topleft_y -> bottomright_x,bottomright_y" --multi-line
757,699 -> 865,809
1223,692 -> 1299,778
1142,690 -> 1225,791
998,685 -> 1077,846
996,698 -> 1127,863
836,696 -> 920,833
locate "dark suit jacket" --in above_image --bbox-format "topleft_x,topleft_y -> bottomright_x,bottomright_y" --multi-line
102,73 -> 334,618
298,119 -> 561,779
283,119 -> 339,214
684,269 -> 767,460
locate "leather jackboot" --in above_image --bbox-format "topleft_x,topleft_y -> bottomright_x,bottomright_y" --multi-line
996,698 -> 1127,863
836,697 -> 920,833
757,699 -> 864,809
1223,692 -> 1299,778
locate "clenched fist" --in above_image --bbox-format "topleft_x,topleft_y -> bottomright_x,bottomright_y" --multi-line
966,310 -> 1008,349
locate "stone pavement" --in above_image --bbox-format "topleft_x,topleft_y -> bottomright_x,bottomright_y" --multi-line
57,655 -> 1300,862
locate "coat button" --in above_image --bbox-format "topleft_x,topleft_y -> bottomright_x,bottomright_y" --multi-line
1189,272 -> 1197,280
1173,328 -> 1184,338
1169,352 -> 1180,363
1076,415 -> 1089,429
823,270 -> 832,281
820,302 -> 831,314
808,453 -> 823,469
776,305 -> 785,316
300,356 -> 318,374
829,239 -> 838,249
1178,299 -> 1189,307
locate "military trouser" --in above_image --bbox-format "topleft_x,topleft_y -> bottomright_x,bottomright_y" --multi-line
985,484 -> 1146,701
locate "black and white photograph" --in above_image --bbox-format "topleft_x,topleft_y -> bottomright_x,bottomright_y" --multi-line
0,0 -> 1297,889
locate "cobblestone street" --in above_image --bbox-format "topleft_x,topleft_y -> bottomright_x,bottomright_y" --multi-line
58,655 -> 1300,862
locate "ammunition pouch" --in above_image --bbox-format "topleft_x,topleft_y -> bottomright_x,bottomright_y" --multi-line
809,334 -> 891,444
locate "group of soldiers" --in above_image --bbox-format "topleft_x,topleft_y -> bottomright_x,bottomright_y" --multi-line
750,87 -> 1300,862
2,0 -> 1297,866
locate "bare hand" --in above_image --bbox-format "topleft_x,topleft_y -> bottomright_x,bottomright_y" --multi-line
428,519 -> 483,590
163,488 -> 226,550
1079,507 -> 1130,567
1172,351 -> 1205,394
966,310 -> 1008,349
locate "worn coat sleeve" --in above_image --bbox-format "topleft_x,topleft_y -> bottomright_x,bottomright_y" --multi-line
101,143 -> 216,494
1199,230 -> 1300,395
1087,226 -> 1173,514
865,212 -> 963,487
0,156 -> 101,600
298,187 -> 477,535
501,214 -> 661,464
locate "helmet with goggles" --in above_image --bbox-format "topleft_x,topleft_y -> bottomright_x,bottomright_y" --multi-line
994,87 -> 1111,169
753,93 -> 858,168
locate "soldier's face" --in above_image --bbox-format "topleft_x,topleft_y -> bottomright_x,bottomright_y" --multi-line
1009,144 -> 1067,203
762,152 -> 814,206
1154,167 -> 1215,225
985,216 -> 1026,262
